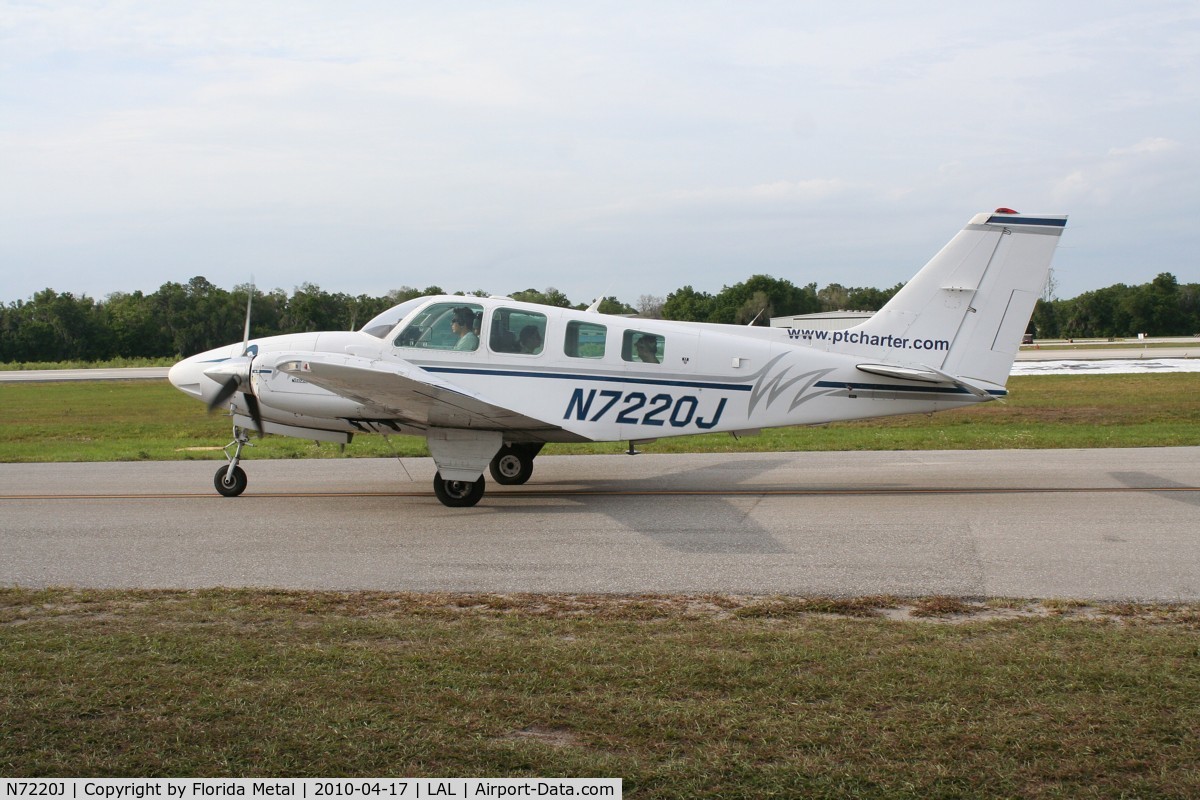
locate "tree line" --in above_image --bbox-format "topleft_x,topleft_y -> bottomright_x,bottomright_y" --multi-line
1,272 -> 1196,364
1030,272 -> 1199,341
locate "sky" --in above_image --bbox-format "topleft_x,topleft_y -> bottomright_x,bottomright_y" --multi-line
2,1 -> 1198,307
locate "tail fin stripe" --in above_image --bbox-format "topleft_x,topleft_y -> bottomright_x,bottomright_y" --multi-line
985,215 -> 1067,227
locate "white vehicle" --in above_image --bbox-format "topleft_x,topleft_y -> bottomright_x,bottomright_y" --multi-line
169,209 -> 1066,506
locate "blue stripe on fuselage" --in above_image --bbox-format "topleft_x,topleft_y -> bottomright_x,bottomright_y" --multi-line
421,366 -> 753,392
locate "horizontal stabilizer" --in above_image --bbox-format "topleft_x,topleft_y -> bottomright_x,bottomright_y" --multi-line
856,362 -> 1003,400
856,363 -> 950,384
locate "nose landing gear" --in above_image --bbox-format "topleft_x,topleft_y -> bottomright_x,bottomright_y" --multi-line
214,427 -> 252,497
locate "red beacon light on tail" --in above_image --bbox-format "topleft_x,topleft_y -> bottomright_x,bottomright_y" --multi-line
994,207 -> 1019,214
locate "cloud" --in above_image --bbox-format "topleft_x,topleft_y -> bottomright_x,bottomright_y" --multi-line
1107,138 -> 1180,157
1054,137 -> 1188,207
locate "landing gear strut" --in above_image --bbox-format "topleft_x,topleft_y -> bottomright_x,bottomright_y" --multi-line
214,427 -> 251,497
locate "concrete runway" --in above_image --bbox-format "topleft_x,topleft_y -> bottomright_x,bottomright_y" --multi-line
0,366 -> 170,382
2,449 -> 1197,601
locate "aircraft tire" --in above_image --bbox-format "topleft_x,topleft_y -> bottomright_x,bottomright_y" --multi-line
489,445 -> 535,485
433,472 -> 485,507
214,465 -> 248,497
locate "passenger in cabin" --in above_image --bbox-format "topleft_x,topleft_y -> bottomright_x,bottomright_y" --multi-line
519,325 -> 543,355
451,307 -> 480,351
635,335 -> 659,364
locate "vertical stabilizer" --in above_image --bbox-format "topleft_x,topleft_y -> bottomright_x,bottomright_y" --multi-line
837,210 -> 1066,386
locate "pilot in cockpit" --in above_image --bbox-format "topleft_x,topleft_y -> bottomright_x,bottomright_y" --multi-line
451,307 -> 480,351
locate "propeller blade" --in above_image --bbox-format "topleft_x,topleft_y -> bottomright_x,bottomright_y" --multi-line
242,277 -> 254,355
203,357 -> 251,412
207,375 -> 241,412
204,308 -> 261,431
243,392 -> 264,437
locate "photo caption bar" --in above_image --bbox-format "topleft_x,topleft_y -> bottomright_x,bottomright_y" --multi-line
1,780 -> 621,800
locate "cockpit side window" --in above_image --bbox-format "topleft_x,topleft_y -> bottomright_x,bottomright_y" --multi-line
394,302 -> 484,351
489,308 -> 546,355
565,321 -> 606,359
622,330 -> 664,364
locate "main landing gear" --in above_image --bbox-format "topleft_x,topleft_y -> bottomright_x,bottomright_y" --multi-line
488,443 -> 543,485
214,426 -> 251,497
430,443 -> 544,508
432,473 -> 486,507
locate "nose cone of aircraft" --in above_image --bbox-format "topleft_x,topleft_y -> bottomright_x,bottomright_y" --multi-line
168,354 -> 208,399
169,344 -> 243,401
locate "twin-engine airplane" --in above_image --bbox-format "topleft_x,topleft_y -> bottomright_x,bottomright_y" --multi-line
169,209 -> 1066,506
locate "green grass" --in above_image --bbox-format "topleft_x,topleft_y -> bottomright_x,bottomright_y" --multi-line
2,590 -> 1197,796
1,374 -> 1198,462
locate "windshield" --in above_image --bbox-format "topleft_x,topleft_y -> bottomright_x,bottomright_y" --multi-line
359,297 -> 428,339
395,302 -> 483,351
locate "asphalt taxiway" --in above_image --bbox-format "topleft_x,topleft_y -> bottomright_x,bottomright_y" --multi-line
2,449 -> 1197,600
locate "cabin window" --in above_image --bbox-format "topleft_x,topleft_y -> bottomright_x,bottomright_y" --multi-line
565,321 -> 606,359
394,302 -> 483,351
623,331 -> 663,364
489,308 -> 546,355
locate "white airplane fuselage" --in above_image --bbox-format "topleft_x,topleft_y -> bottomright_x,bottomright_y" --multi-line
168,210 -> 1066,505
169,306 -> 980,444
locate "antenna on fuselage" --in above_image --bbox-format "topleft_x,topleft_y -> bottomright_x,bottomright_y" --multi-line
586,284 -> 613,313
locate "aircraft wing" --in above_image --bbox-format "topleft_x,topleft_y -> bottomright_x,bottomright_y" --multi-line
273,352 -> 583,440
